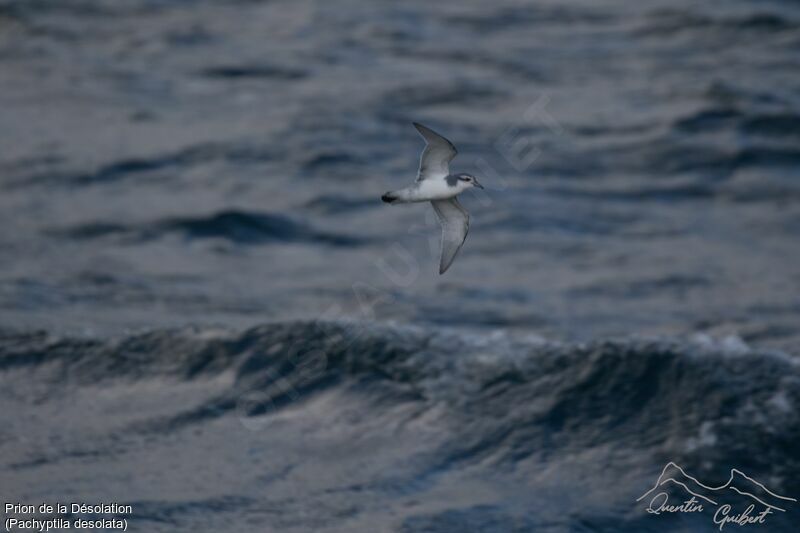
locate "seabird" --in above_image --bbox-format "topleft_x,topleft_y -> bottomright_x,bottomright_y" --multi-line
382,122 -> 483,274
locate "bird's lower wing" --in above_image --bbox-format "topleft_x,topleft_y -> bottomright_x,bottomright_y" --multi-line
431,198 -> 469,274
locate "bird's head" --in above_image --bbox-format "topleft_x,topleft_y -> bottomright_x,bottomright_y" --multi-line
456,173 -> 484,190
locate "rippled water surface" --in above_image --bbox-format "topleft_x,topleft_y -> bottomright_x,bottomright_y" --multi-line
1,0 -> 798,351
3,323 -> 800,532
1,0 -> 800,531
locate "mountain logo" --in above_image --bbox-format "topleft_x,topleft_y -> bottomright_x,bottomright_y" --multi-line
637,462 -> 796,530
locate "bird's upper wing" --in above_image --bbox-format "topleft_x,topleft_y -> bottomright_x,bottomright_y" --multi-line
414,122 -> 457,182
431,198 -> 469,274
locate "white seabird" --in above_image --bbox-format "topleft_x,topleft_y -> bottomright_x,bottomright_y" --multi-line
382,122 -> 484,274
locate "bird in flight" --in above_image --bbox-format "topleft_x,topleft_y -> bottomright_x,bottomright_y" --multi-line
382,123 -> 484,274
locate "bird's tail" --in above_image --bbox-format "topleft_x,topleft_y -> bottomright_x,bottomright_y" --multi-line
381,191 -> 399,204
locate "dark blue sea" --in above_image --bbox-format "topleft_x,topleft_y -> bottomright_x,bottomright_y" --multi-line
1,0 -> 799,531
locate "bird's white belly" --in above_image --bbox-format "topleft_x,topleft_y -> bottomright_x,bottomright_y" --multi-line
415,179 -> 457,201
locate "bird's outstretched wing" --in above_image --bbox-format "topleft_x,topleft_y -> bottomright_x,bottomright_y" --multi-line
431,198 -> 469,274
414,122 -> 457,182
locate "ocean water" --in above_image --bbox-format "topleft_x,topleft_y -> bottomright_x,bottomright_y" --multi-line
2,324 -> 800,531
1,0 -> 799,531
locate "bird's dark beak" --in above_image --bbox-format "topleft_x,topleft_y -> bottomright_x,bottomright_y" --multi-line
473,178 -> 484,189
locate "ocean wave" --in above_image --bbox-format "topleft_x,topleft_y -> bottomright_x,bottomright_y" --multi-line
49,209 -> 364,246
199,64 -> 307,81
637,9 -> 798,36
2,321 -> 798,531
673,107 -> 800,140
2,143 -> 274,189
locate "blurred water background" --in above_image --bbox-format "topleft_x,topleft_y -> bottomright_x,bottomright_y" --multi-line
1,0 -> 799,351
1,0 -> 799,531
